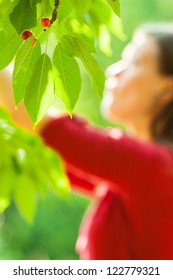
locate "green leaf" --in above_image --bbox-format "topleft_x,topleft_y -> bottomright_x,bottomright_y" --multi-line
0,22 -> 22,70
13,37 -> 41,105
58,0 -> 73,23
88,0 -> 113,36
0,0 -> 12,29
53,43 -> 81,115
0,197 -> 10,213
40,146 -> 70,197
0,168 -> 14,212
106,0 -> 120,17
0,107 -> 70,222
69,0 -> 92,16
109,13 -> 126,41
98,24 -> 112,56
61,35 -> 76,57
30,0 -> 43,6
9,0 -> 37,34
66,37 -> 105,95
24,53 -> 54,125
64,19 -> 95,53
14,175 -> 37,223
0,107 -> 12,122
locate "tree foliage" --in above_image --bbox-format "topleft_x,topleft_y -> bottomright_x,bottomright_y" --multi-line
0,0 -> 123,222
0,107 -> 69,223
0,0 -> 122,124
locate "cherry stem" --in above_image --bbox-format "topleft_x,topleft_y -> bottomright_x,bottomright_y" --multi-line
50,0 -> 60,25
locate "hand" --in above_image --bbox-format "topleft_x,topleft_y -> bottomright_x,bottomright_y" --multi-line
0,68 -> 62,133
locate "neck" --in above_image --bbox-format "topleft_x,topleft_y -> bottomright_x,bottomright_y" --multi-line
125,119 -> 152,143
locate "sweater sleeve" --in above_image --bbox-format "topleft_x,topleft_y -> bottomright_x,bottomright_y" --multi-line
40,115 -> 173,196
65,161 -> 98,195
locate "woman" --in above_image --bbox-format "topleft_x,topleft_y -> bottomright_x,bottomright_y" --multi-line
1,23 -> 173,260
39,23 -> 173,260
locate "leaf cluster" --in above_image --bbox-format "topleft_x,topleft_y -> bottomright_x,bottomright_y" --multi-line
0,107 -> 69,223
0,0 -> 122,125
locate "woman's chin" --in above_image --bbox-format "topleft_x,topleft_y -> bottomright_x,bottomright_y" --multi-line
100,104 -> 124,123
100,95 -> 129,123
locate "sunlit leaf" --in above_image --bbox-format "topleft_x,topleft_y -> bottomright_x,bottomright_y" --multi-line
109,13 -> 126,40
0,0 -> 12,29
65,37 -> 105,95
106,0 -> 120,17
53,43 -> 81,115
0,21 -> 22,70
0,168 -> 14,213
69,0 -> 92,16
88,0 -> 113,28
14,175 -> 37,223
58,0 -> 73,23
30,0 -> 43,6
64,19 -> 95,53
40,147 -> 70,196
0,107 -> 70,222
10,0 -> 37,34
13,37 -> 41,105
98,24 -> 112,56
0,198 -> 10,213
24,53 -> 54,125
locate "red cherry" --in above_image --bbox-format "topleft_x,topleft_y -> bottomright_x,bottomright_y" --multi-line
40,17 -> 51,28
31,38 -> 37,46
22,30 -> 33,40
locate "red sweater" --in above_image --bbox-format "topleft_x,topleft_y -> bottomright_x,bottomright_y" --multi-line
40,115 -> 173,260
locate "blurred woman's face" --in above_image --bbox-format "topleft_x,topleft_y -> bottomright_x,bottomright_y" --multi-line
101,32 -> 166,126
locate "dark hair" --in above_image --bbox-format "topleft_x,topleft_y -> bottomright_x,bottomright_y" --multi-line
138,23 -> 173,144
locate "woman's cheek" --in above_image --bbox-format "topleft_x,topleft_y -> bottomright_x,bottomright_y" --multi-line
101,71 -> 146,120
110,78 -> 144,117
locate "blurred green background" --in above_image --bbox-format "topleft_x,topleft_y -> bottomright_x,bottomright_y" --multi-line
0,0 -> 173,260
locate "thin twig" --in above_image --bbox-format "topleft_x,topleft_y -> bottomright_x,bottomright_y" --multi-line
50,0 -> 60,25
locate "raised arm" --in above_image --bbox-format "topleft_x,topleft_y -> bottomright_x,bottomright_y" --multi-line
1,70 -> 172,197
40,115 -> 173,197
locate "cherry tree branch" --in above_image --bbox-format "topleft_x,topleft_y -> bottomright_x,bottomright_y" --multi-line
50,0 -> 60,25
